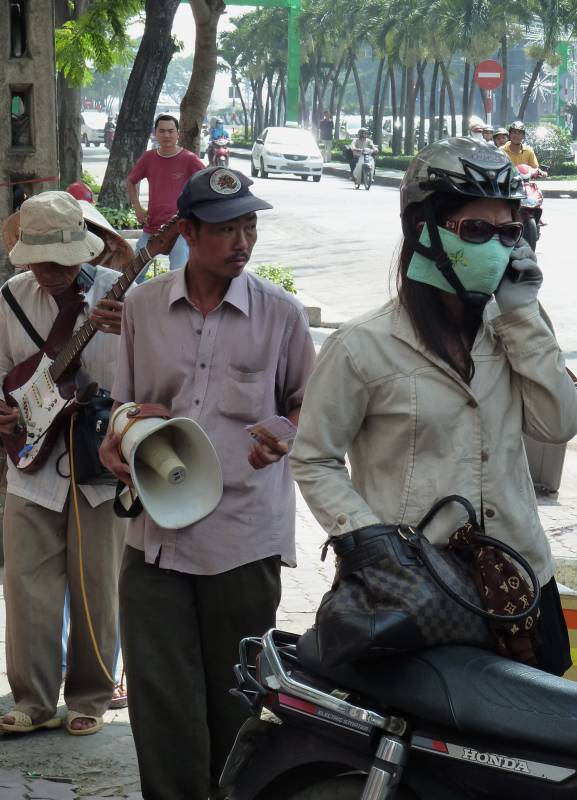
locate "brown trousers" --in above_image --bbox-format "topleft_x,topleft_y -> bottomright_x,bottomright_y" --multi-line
3,491 -> 125,723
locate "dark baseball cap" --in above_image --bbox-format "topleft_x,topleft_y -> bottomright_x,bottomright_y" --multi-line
177,167 -> 273,223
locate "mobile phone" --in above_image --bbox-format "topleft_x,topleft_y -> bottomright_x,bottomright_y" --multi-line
245,415 -> 298,442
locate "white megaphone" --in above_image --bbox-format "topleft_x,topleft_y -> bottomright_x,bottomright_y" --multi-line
111,402 -> 223,529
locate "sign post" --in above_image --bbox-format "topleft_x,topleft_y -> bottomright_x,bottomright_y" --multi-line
474,60 -> 505,126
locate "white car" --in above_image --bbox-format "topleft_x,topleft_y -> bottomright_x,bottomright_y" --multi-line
251,127 -> 323,181
81,111 -> 108,147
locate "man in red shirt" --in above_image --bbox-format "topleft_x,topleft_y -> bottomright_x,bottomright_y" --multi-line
127,115 -> 204,282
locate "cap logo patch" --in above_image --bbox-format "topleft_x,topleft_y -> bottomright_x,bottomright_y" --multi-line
210,169 -> 242,195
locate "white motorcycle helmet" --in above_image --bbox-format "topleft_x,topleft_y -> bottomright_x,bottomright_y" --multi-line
468,115 -> 486,142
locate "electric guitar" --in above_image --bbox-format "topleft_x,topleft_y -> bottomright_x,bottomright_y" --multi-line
1,217 -> 180,473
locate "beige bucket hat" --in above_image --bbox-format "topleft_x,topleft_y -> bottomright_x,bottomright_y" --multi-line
9,191 -> 104,267
3,198 -> 134,271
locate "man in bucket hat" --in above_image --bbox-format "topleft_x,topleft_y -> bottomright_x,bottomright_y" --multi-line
100,167 -> 316,799
0,191 -> 126,736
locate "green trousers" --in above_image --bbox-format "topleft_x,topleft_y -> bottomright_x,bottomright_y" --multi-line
119,545 -> 282,800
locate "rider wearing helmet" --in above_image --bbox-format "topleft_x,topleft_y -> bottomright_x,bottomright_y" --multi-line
500,121 -> 539,169
349,128 -> 377,176
468,116 -> 486,141
207,118 -> 230,165
290,136 -> 577,678
481,124 -> 494,143
493,127 -> 509,148
400,136 -> 524,307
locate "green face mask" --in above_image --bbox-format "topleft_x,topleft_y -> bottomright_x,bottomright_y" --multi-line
407,226 -> 514,296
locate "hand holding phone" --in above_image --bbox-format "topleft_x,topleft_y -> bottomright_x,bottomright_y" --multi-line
245,415 -> 298,443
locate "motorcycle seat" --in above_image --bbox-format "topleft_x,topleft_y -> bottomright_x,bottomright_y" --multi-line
296,628 -> 577,756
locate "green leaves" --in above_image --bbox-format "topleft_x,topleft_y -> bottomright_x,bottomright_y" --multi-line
252,264 -> 298,294
55,0 -> 144,87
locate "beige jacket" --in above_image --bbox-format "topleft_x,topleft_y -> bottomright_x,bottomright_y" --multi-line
290,298 -> 577,585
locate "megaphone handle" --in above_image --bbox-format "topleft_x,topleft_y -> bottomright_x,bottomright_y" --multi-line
113,481 -> 143,519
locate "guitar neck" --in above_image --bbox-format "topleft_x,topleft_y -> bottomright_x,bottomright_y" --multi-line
49,251 -> 148,382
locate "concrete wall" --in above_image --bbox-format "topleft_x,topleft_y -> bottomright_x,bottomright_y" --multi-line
0,0 -> 59,286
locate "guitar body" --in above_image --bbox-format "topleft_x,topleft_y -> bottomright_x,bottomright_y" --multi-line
3,350 -> 75,472
0,215 -> 180,474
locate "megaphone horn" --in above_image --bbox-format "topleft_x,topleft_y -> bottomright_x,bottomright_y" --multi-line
111,403 -> 223,530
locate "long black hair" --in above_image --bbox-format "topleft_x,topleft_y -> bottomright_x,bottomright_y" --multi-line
396,193 -> 517,383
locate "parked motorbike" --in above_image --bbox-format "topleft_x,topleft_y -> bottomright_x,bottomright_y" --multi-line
517,163 -> 548,251
221,628 -> 577,799
210,137 -> 231,167
353,148 -> 376,190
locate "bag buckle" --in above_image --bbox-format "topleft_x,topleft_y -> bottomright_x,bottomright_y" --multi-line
397,525 -> 416,542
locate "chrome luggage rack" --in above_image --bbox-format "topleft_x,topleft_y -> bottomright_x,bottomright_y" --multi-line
233,628 -> 389,731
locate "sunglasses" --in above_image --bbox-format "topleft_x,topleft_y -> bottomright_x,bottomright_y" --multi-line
444,218 -> 523,247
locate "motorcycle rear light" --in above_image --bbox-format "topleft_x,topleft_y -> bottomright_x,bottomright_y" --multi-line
278,692 -> 318,716
432,740 -> 449,753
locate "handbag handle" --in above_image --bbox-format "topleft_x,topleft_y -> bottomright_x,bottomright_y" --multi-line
407,495 -> 541,624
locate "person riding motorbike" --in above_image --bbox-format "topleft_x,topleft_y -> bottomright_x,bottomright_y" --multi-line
481,123 -> 494,143
207,118 -> 230,165
290,137 -> 577,677
347,128 -> 377,178
500,120 -> 547,175
493,126 -> 509,148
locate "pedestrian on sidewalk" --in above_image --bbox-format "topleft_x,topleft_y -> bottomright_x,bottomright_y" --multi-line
318,111 -> 334,163
99,167 -> 316,800
291,138 -> 577,676
0,191 -> 127,736
127,114 -> 205,283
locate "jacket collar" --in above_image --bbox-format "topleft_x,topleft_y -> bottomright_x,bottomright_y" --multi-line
390,298 -> 496,393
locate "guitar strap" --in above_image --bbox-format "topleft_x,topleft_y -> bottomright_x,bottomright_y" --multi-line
1,284 -> 45,349
1,265 -> 96,353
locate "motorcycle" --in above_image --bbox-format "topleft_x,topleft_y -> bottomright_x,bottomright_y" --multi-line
210,137 -> 231,168
353,148 -> 376,190
517,163 -> 548,251
221,627 -> 577,799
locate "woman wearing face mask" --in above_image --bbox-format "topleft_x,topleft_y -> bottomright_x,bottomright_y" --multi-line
290,137 -> 577,676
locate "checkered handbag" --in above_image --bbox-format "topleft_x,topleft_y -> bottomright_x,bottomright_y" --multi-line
315,494 -> 541,667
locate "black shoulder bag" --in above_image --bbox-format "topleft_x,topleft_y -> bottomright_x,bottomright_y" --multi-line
316,495 -> 541,667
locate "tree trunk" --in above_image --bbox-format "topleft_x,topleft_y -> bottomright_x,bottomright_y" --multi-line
99,0 -> 180,208
403,65 -> 415,156
438,73 -> 446,140
391,65 -> 402,155
376,62 -> 390,151
428,61 -> 439,144
329,56 -> 344,122
517,59 -> 544,120
350,52 -> 366,126
372,55 -> 386,146
418,64 -> 426,150
179,0 -> 226,152
335,59 -> 352,141
440,60 -> 457,136
498,32 -> 508,126
55,0 -> 89,188
232,72 -> 249,140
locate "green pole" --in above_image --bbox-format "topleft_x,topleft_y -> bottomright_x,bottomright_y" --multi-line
286,0 -> 301,123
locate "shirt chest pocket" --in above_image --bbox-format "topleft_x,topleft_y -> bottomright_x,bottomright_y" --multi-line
218,366 -> 266,422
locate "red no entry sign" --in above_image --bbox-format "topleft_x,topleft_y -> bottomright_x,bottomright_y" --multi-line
474,60 -> 504,90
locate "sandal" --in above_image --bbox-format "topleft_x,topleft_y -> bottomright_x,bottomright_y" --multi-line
108,682 -> 128,710
0,709 -> 61,734
65,710 -> 103,736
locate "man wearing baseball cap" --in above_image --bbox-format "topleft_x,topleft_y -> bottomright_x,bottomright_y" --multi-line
0,191 -> 126,736
100,167 -> 316,799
